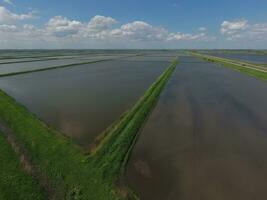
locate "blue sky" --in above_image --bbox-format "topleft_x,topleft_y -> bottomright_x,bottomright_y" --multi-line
0,0 -> 267,48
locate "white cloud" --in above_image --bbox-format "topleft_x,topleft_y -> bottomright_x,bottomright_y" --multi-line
108,21 -> 169,41
221,19 -> 267,41
169,32 -> 208,41
0,6 -> 35,23
46,16 -> 82,37
3,0 -> 13,5
43,16 -> 208,42
82,15 -> 118,39
84,20 -> 208,42
0,13 -> 214,48
0,24 -> 16,32
22,24 -> 44,37
221,19 -> 248,35
87,15 -> 117,30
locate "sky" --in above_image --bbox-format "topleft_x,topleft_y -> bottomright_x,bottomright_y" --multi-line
0,0 -> 267,49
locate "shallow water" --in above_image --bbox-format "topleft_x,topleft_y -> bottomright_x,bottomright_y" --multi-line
125,56 -> 267,200
0,58 -> 169,147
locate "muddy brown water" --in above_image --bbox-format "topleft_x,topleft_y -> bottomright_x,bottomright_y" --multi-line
125,56 -> 267,200
0,58 -> 171,147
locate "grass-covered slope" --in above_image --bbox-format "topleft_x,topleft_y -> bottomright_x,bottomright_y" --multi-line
0,89 -> 118,199
0,59 -> 177,199
91,60 -> 178,181
189,52 -> 267,81
0,133 -> 44,200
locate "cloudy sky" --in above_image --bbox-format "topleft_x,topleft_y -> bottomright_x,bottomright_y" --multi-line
0,0 -> 267,49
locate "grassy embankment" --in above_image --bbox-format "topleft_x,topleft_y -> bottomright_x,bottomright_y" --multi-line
189,52 -> 267,81
0,55 -> 60,61
0,53 -> 111,64
0,57 -> 66,65
91,59 -> 178,180
0,51 -> 104,61
0,59 -> 177,199
0,56 -> 127,78
0,132 -> 44,200
0,54 -> 142,78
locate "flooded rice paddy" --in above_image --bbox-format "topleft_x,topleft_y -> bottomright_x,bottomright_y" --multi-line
0,58 -> 86,75
0,54 -> 130,75
0,52 -> 172,147
125,56 -> 267,200
0,50 -> 267,199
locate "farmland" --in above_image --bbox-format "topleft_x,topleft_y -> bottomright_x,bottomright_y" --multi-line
0,50 -> 267,200
124,54 -> 267,200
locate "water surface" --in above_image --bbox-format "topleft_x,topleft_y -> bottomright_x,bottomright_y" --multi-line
125,56 -> 267,200
0,54 -> 127,75
0,58 -> 169,147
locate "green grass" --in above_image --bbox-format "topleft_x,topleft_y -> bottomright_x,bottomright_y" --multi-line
92,60 -> 178,181
0,59 -> 177,199
0,133 -> 44,200
0,88 -> 118,199
189,52 -> 267,82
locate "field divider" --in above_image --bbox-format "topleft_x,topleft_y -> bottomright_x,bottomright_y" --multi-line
0,54 -> 73,61
0,52 -> 141,61
0,54 -> 120,65
91,59 -> 178,181
189,52 -> 267,81
0,57 -> 65,65
0,59 -> 112,77
0,54 -> 139,78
